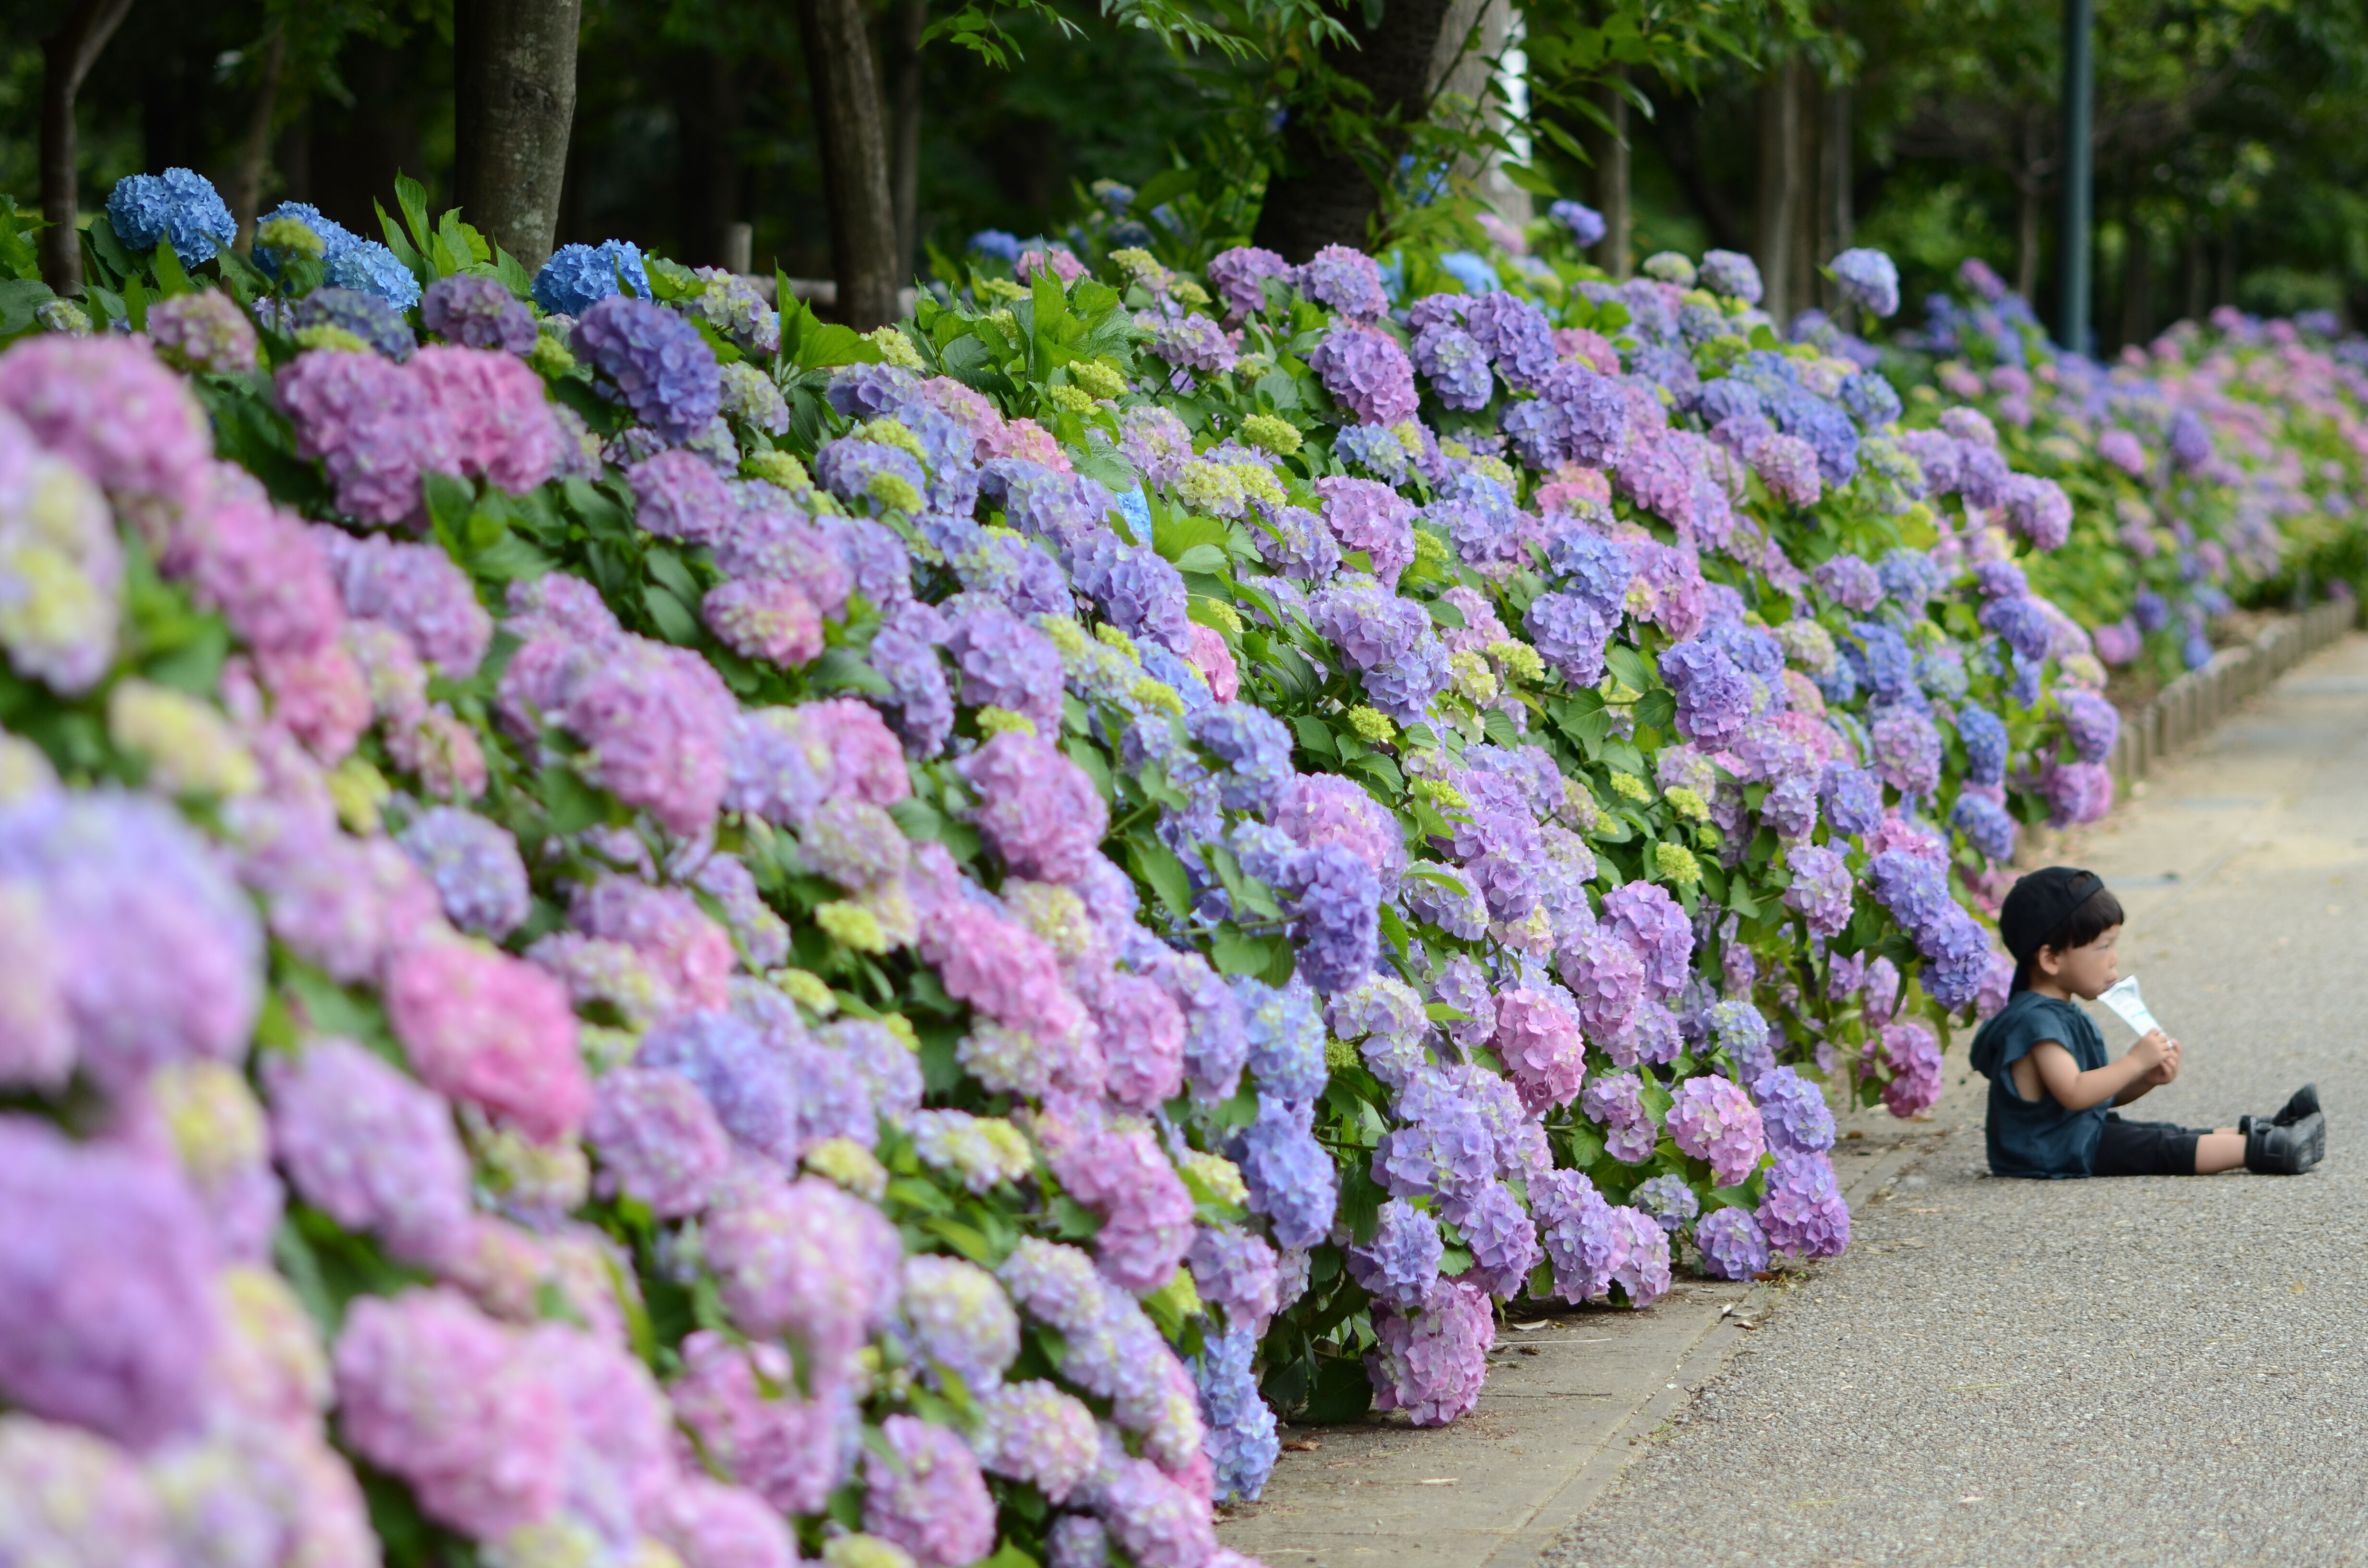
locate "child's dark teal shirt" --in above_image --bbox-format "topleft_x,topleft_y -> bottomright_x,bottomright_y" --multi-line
1968,989 -> 2111,1177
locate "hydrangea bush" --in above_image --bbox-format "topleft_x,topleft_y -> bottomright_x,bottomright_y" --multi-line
2,166 -> 2361,1568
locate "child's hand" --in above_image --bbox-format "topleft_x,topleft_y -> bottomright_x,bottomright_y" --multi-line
2128,1029 -> 2175,1077
2143,1036 -> 2182,1085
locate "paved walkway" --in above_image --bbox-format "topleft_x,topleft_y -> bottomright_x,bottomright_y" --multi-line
1547,632 -> 2368,1568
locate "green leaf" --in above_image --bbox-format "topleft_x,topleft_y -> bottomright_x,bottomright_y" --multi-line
391,173 -> 434,255
1152,509 -> 1228,563
1481,709 -> 1523,748
538,765 -> 611,834
781,289 -> 876,369
641,583 -> 702,646
1304,1354 -> 1375,1425
1605,644 -> 1655,695
493,246 -> 536,299
1633,689 -> 1677,731
1172,543 -> 1229,574
1428,597 -> 1467,629
1126,836 -> 1195,919
1211,928 -> 1280,977
149,241 -> 194,297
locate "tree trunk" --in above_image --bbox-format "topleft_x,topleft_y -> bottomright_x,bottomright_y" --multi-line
1824,82 -> 1851,269
1753,56 -> 1804,321
229,27 -> 284,253
1250,0 -> 1461,261
1598,71 -> 1631,279
454,0 -> 583,270
2013,111 -> 2043,302
885,0 -> 926,283
2118,188 -> 2151,351
38,0 -> 137,293
797,0 -> 899,327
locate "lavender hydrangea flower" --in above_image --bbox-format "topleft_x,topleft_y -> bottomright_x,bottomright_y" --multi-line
264,1037 -> 474,1267
1294,245 -> 1389,321
572,295 -> 722,444
1699,249 -> 1762,304
1239,1095 -> 1338,1249
1206,246 -> 1293,318
1365,1277 -> 1493,1427
1632,1174 -> 1701,1234
899,1255 -> 1020,1388
1752,1066 -> 1836,1153
1308,324 -> 1418,426
1412,322 -> 1494,409
0,1118 -> 218,1449
1601,881 -> 1693,1000
1348,1199 -> 1444,1308
1551,199 -> 1607,246
2058,687 -> 2120,763
397,807 -> 530,937
584,1066 -> 731,1218
1819,764 -> 1885,837
1524,590 -> 1613,686
1831,248 -> 1900,317
1694,1206 -> 1770,1279
1952,790 -> 2017,860
1782,843 -> 1855,939
1871,710 -> 1943,797
421,274 -> 539,355
1759,1151 -> 1850,1257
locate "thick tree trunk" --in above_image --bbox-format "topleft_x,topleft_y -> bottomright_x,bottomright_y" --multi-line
1598,71 -> 1630,279
1823,82 -> 1851,274
1250,0 -> 1460,261
2014,111 -> 2043,302
797,0 -> 899,327
455,0 -> 583,270
2118,191 -> 2151,350
229,27 -> 284,253
885,0 -> 926,284
1753,57 -> 1805,321
38,0 -> 137,293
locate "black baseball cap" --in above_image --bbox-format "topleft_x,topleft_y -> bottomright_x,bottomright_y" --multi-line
1998,866 -> 2107,965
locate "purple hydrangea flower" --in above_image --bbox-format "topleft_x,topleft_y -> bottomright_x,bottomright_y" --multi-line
1207,246 -> 1293,318
571,295 -> 723,444
0,1118 -> 218,1449
1069,532 -> 1192,653
396,807 -> 529,938
1699,249 -> 1762,303
1294,245 -> 1389,321
1308,324 -> 1418,426
1601,881 -> 1694,1000
1462,292 -> 1559,392
1782,843 -> 1855,939
1412,322 -> 1494,409
291,286 -> 416,360
421,275 -> 537,354
1814,556 -> 1883,612
1452,1177 -> 1542,1299
1551,200 -> 1607,246
1759,1150 -> 1850,1257
1694,1206 -> 1770,1279
1189,1224 -> 1281,1335
1348,1198 -> 1445,1308
1831,247 -> 1900,317
1658,638 -> 1752,747
1952,790 -> 2018,860
973,1380 -> 1101,1504
1820,764 -> 1885,837
704,1175 -> 903,1357
2058,687 -> 2120,763
584,1066 -> 732,1219
264,1037 -> 475,1267
1752,1066 -> 1836,1153
1871,710 -> 1943,797
863,1414 -> 997,1568
1523,590 -> 1613,686
1194,1322 -> 1281,1502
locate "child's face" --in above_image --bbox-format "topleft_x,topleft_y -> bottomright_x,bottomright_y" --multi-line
2040,924 -> 2122,1000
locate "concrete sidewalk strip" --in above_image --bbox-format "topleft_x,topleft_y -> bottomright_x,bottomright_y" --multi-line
1214,1123 -> 1949,1568
1225,632 -> 2368,1568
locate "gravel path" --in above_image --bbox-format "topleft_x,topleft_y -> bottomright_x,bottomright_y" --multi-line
1545,635 -> 2368,1568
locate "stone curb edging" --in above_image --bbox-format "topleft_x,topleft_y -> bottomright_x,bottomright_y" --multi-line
2108,598 -> 2359,784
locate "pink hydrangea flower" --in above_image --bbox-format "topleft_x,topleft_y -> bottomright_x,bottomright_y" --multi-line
646,1474 -> 802,1568
256,638 -> 372,764
0,334 -> 212,514
1492,986 -> 1586,1112
585,1066 -> 732,1219
863,1414 -> 997,1568
384,939 -> 589,1144
1049,1125 -> 1195,1293
332,1287 -> 568,1540
1017,248 -> 1087,286
1186,623 -> 1239,701
1094,970 -> 1186,1110
173,479 -> 345,656
409,344 -> 560,493
669,1330 -> 858,1516
957,731 -> 1109,884
1364,1277 -> 1493,1427
569,875 -> 735,1015
703,1175 -> 904,1360
1666,1074 -> 1766,1187
275,349 -> 457,525
703,578 -> 822,667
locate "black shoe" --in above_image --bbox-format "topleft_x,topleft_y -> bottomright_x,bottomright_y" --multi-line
2245,1111 -> 2325,1175
2239,1086 -> 2321,1138
2275,1084 -> 2321,1127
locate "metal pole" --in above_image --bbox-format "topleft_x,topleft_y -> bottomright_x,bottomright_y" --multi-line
2059,0 -> 2095,354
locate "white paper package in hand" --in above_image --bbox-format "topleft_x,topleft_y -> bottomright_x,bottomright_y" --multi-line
2100,976 -> 2162,1038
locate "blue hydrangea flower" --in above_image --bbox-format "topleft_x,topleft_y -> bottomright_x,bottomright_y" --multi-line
1957,705 -> 2008,785
533,239 -> 654,315
970,229 -> 1023,263
1951,791 -> 2017,860
1412,323 -> 1494,411
1550,200 -> 1607,247
1698,249 -> 1762,305
1695,1206 -> 1770,1279
1632,1173 -> 1701,1234
1819,764 -> 1885,838
1839,371 -> 1902,427
323,241 -> 422,310
1194,1323 -> 1280,1502
1348,1198 -> 1444,1308
105,169 -> 234,266
1831,248 -> 1901,318
1236,1094 -> 1338,1249
254,201 -> 362,278
1752,1066 -> 1836,1153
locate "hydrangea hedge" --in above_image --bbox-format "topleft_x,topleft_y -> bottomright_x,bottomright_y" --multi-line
1,168 -> 2360,1568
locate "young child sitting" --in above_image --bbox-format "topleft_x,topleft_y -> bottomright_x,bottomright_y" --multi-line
1970,866 -> 2325,1178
